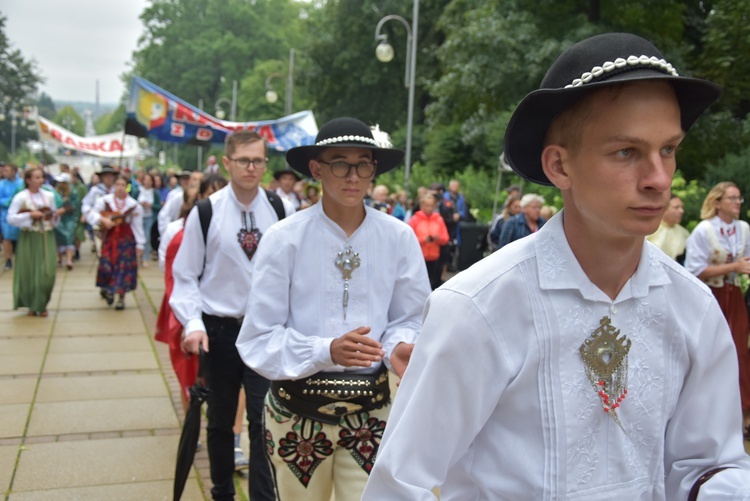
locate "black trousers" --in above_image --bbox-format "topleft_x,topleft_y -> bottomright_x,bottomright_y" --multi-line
425,258 -> 442,290
203,314 -> 273,500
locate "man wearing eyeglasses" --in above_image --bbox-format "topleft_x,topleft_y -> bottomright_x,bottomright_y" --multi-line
235,117 -> 431,500
171,130 -> 294,501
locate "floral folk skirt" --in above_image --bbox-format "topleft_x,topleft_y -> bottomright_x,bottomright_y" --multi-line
96,225 -> 138,295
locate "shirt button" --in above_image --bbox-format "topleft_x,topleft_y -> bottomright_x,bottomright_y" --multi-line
610,305 -> 617,315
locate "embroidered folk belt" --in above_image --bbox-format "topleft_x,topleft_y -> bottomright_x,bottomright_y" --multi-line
270,364 -> 390,425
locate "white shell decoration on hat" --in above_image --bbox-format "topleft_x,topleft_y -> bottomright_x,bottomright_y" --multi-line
315,135 -> 379,147
565,55 -> 679,89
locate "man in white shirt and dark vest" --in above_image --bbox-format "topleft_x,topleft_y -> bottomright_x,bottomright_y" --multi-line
170,130 -> 293,501
236,117 -> 431,500
364,33 -> 750,500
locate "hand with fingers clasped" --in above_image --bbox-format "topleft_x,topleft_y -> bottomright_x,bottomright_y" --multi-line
330,326 -> 384,368
182,330 -> 208,355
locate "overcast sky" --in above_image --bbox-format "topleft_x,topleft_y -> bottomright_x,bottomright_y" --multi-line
3,0 -> 150,104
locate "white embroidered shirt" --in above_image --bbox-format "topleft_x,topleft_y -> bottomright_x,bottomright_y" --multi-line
364,211 -> 750,501
235,202 -> 431,380
170,186 -> 294,335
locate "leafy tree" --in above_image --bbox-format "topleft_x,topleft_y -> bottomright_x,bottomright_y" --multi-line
695,0 -> 750,118
0,15 -> 43,158
129,0 -> 305,118
95,104 -> 127,134
35,92 -> 56,119
124,1 -> 750,217
0,16 -> 42,106
54,106 -> 85,136
302,0 -> 449,161
671,170 -> 708,230
236,58 -> 311,121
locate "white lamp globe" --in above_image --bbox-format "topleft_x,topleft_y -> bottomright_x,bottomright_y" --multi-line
265,90 -> 279,104
376,42 -> 395,63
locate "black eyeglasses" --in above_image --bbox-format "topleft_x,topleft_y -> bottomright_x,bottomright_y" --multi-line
317,160 -> 376,178
228,157 -> 267,169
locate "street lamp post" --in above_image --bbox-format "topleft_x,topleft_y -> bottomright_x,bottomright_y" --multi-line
197,99 -> 204,170
0,103 -> 24,157
62,115 -> 74,132
374,0 -> 419,193
265,48 -> 295,116
10,104 -> 18,157
216,78 -> 238,121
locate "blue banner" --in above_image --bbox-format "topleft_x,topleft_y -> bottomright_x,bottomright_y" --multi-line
125,76 -> 318,151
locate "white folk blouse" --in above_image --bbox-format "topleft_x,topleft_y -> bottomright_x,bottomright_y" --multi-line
7,189 -> 58,232
87,193 -> 146,250
685,216 -> 750,288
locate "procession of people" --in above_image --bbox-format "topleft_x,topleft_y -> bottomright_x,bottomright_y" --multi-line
4,30 -> 750,501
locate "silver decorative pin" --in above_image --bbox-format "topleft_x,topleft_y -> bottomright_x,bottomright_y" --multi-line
335,245 -> 360,320
579,316 -> 631,431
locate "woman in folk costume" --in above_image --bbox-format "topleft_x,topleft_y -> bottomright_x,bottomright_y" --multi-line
156,185 -> 199,413
156,174 -> 228,414
7,167 -> 62,316
685,181 -> 750,436
87,175 -> 145,310
53,173 -> 78,270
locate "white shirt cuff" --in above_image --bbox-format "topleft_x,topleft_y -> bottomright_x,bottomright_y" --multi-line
184,319 -> 207,337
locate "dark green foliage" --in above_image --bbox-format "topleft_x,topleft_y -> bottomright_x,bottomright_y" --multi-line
0,15 -> 43,159
121,0 -> 750,216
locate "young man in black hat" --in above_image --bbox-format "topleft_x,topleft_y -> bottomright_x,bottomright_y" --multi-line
81,164 -> 118,256
273,168 -> 302,211
236,117 -> 431,500
364,33 -> 750,499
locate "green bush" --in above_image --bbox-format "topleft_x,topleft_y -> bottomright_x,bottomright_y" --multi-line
671,170 -> 707,231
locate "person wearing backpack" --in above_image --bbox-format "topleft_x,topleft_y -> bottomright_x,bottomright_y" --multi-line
170,130 -> 293,501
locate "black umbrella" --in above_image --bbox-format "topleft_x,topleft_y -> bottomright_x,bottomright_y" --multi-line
173,348 -> 209,501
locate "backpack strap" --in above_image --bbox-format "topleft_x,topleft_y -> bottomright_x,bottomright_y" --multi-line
194,192 -> 282,280
265,189 -> 286,221
197,198 -> 212,246
196,198 -> 213,280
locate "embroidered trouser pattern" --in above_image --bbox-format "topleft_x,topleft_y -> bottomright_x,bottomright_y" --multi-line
264,392 -> 390,501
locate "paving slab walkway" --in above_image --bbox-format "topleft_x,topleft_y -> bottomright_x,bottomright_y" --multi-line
0,246 -> 213,500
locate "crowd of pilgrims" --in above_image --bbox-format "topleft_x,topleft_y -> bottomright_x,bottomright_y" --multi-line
2,158 -> 750,471
0,160 -> 486,316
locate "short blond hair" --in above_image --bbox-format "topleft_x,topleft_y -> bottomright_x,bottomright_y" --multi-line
225,130 -> 266,158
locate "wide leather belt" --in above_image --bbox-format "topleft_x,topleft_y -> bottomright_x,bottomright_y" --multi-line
270,364 -> 390,425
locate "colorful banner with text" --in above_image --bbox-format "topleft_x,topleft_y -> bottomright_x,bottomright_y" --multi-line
125,76 -> 318,151
37,116 -> 140,158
